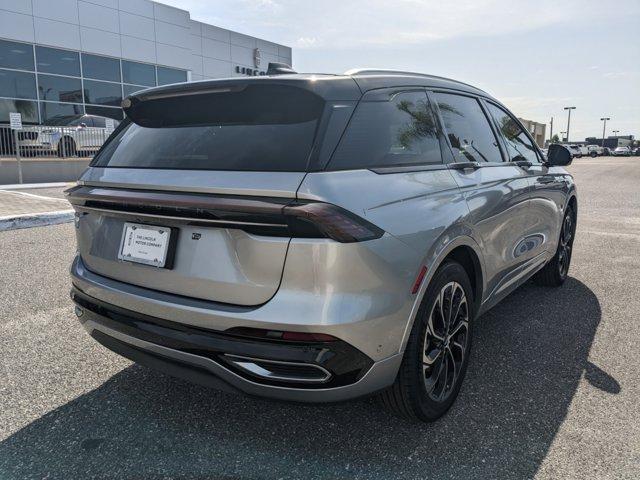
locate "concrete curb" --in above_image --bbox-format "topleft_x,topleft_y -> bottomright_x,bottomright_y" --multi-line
0,182 -> 72,190
0,210 -> 75,232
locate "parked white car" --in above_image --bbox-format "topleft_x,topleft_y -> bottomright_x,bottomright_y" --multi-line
611,146 -> 632,157
586,145 -> 603,157
17,114 -> 119,157
565,145 -> 583,158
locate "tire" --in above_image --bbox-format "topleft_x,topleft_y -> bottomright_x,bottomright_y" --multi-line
534,205 -> 576,287
590,151 -> 597,158
380,261 -> 474,422
57,137 -> 77,157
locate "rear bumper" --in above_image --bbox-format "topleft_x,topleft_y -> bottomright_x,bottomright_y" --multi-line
70,258 -> 403,402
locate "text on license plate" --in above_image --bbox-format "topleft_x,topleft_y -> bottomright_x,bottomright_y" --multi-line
118,222 -> 171,268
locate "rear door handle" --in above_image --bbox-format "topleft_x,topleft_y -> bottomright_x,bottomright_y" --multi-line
536,176 -> 555,184
448,162 -> 482,171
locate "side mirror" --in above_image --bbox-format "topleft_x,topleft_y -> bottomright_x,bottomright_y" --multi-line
546,144 -> 572,166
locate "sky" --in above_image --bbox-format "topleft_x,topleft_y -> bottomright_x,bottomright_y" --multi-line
162,0 -> 640,141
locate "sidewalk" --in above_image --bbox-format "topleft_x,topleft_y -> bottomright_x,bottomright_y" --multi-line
0,186 -> 74,231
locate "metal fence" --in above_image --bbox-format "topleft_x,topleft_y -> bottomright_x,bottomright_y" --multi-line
1,124 -> 111,184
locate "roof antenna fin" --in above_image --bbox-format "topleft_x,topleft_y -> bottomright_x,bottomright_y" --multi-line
267,62 -> 297,75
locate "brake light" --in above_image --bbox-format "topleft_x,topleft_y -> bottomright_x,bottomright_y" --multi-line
283,202 -> 384,243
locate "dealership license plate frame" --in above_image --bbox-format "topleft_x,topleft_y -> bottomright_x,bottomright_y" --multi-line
117,222 -> 177,269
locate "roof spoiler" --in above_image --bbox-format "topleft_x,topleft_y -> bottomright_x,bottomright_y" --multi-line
267,62 -> 297,75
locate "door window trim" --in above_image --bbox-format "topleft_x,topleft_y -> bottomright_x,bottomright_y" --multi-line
429,89 -> 508,166
482,99 -> 543,164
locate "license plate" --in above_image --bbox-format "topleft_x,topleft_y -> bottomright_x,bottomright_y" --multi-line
118,222 -> 172,268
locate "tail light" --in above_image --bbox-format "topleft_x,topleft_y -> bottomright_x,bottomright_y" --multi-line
66,186 -> 384,243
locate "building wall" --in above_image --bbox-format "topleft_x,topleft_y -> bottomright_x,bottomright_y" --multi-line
0,0 -> 291,74
0,0 -> 292,124
518,117 -> 547,147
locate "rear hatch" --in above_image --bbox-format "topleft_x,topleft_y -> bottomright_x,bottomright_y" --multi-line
69,78 -> 363,306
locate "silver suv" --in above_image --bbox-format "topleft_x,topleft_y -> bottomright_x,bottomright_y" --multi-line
67,68 -> 577,421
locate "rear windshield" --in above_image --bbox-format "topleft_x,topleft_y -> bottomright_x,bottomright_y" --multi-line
91,85 -> 324,171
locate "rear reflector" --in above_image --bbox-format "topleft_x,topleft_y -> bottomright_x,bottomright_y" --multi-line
226,327 -> 338,343
411,265 -> 428,294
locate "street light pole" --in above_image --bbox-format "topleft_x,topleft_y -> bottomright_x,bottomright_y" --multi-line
560,131 -> 567,142
549,116 -> 554,143
601,117 -> 610,148
612,130 -> 619,137
564,106 -> 576,142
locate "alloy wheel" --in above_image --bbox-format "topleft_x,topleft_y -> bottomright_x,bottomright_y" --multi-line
422,281 -> 469,402
558,212 -> 574,277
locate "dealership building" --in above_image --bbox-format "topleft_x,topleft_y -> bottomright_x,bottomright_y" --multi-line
0,0 -> 292,125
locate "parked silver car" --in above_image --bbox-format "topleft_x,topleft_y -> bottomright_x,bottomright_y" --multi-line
67,68 -> 577,422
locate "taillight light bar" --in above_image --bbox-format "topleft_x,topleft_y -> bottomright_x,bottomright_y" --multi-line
66,186 -> 384,243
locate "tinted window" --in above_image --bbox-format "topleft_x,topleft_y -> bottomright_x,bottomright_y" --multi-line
0,39 -> 34,71
157,66 -> 187,85
330,91 -> 441,169
486,103 -> 540,163
83,79 -> 122,106
122,60 -> 155,86
40,102 -> 83,124
85,105 -> 123,121
38,74 -> 83,103
92,85 -> 324,171
123,84 -> 147,97
0,70 -> 37,99
0,99 -> 38,124
82,53 -> 121,82
36,46 -> 80,76
433,92 -> 501,163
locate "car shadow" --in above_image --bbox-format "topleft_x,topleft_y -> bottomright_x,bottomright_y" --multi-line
0,278 -> 610,479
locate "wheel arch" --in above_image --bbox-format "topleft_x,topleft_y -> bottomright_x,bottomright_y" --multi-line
398,235 -> 485,355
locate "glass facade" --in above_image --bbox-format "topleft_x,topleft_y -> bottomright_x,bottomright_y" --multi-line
0,39 -> 188,125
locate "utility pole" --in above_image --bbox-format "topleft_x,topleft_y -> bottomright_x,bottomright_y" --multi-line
564,106 -> 576,142
601,117 -> 610,148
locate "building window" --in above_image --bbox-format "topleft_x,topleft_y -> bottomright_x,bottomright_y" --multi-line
122,60 -> 156,87
0,69 -> 37,99
35,46 -> 81,77
0,39 -> 34,71
0,99 -> 39,124
39,102 -> 84,123
37,74 -> 83,103
85,105 -> 124,121
157,66 -> 187,85
82,53 -> 121,82
83,79 -> 122,107
123,84 -> 147,97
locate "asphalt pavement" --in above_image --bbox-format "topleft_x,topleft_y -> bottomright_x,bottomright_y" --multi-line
0,156 -> 638,479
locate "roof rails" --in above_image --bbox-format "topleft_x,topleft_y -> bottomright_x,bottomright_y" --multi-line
343,68 -> 486,93
344,68 -> 432,77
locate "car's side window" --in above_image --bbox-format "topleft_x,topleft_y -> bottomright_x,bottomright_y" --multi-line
433,92 -> 502,163
486,103 -> 540,164
329,90 -> 442,170
91,116 -> 106,128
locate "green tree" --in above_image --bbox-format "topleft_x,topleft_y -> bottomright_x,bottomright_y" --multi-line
551,134 -> 560,143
